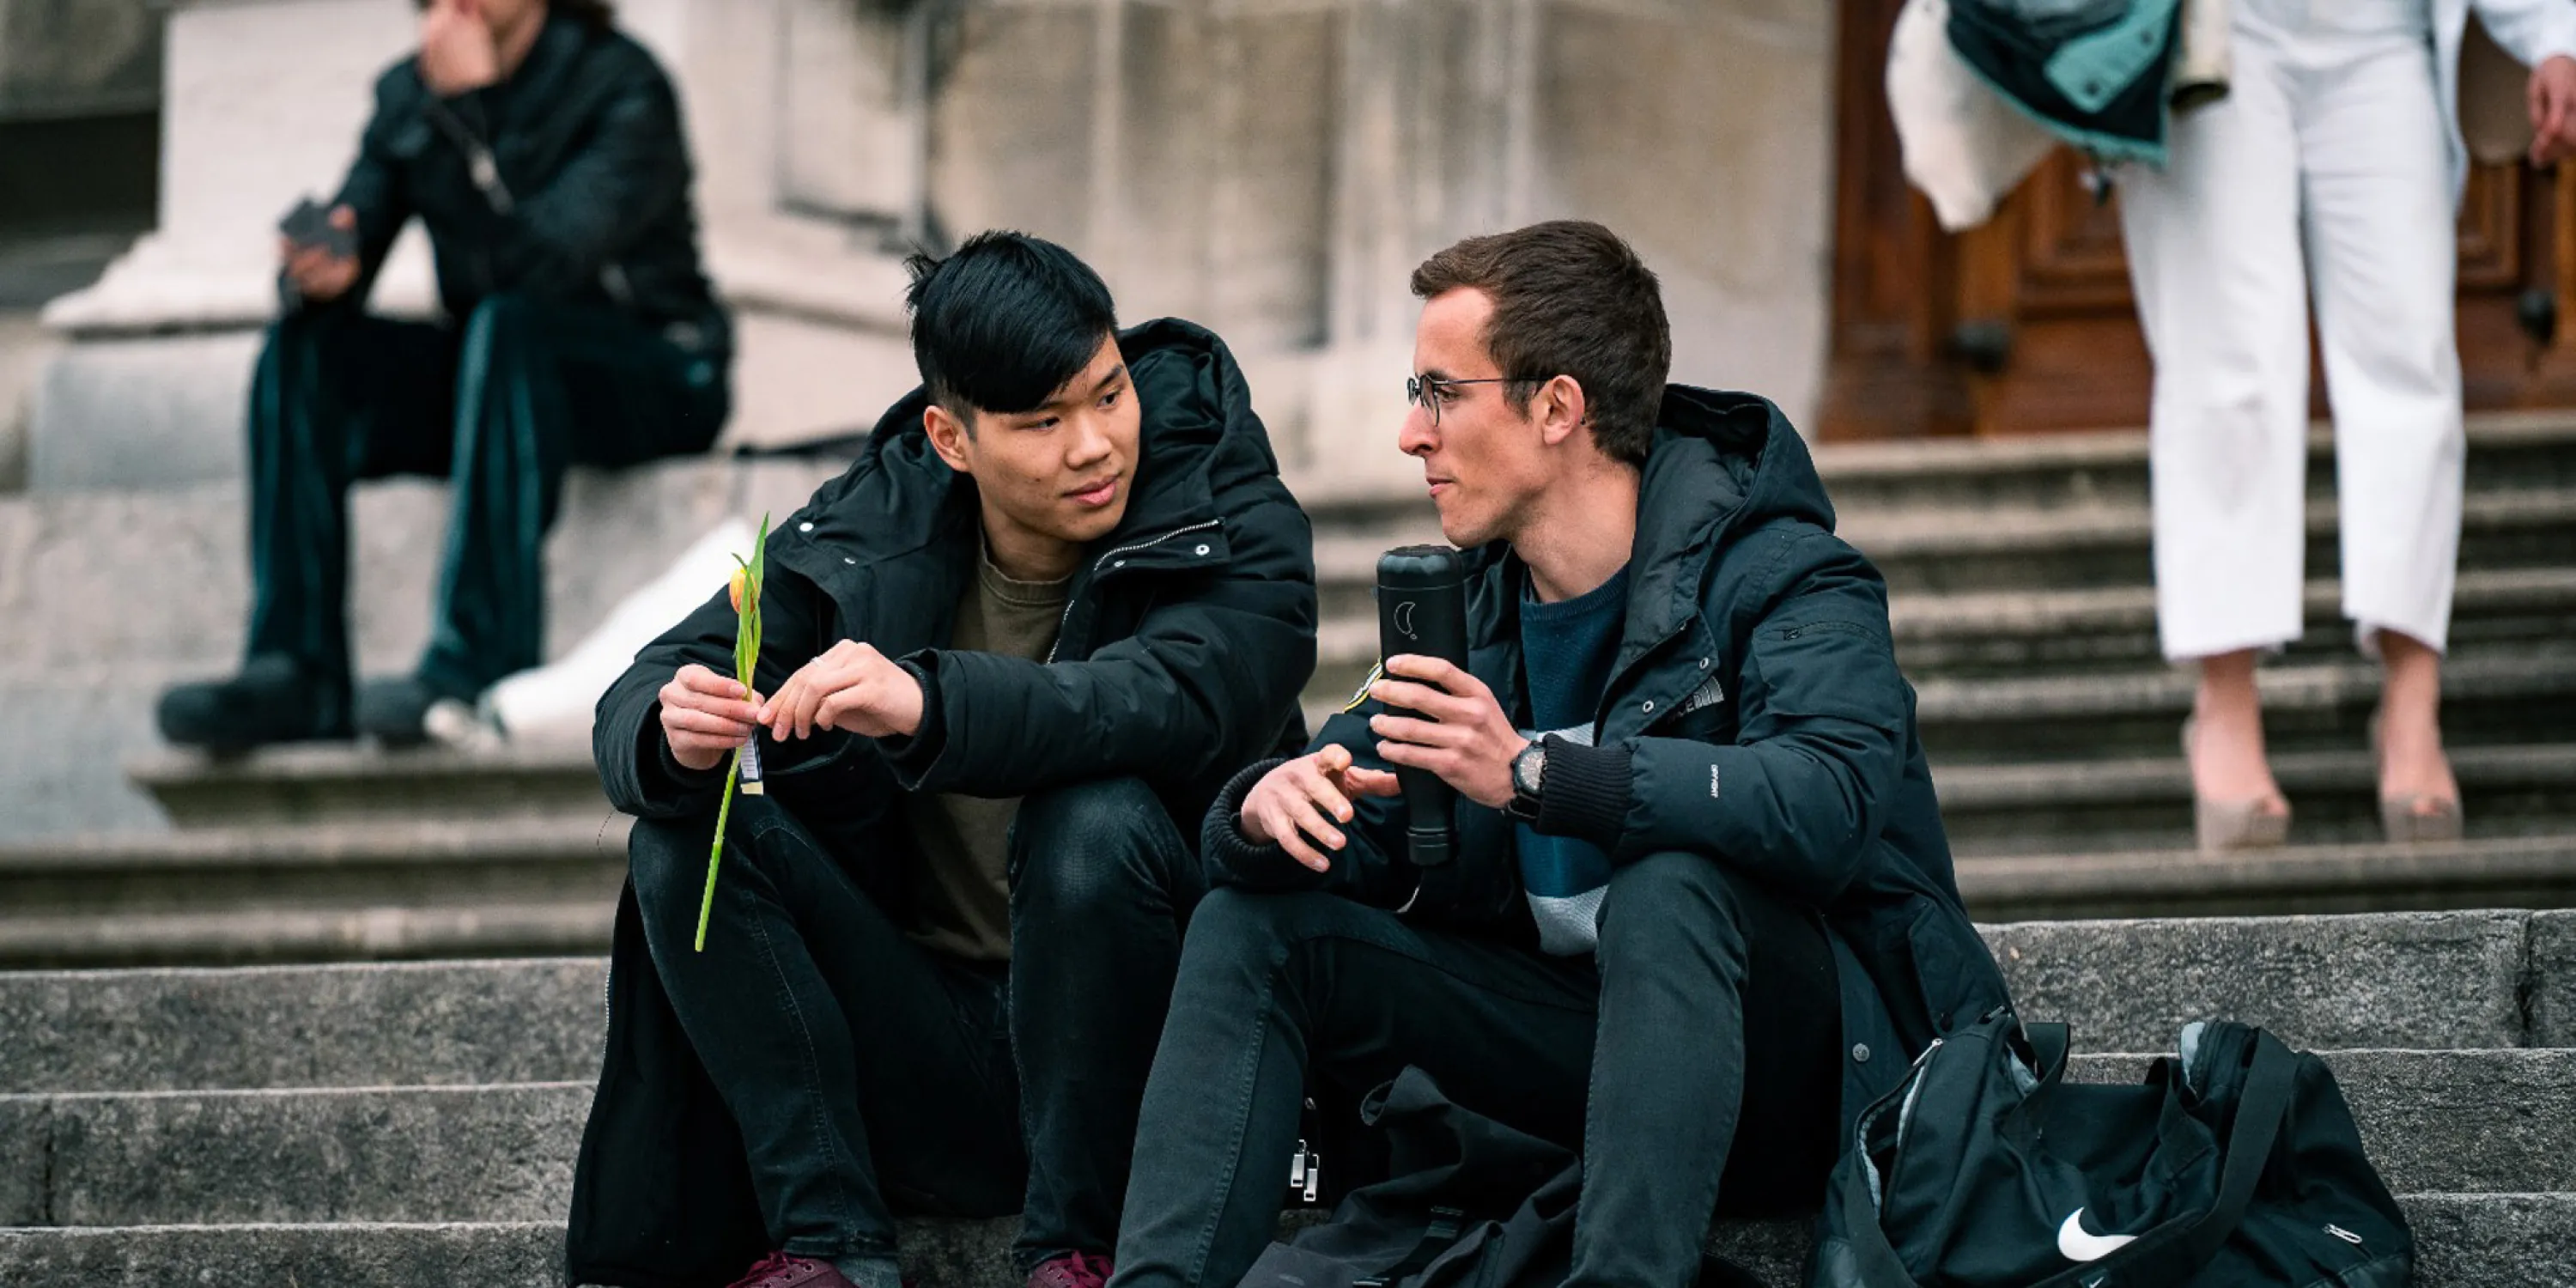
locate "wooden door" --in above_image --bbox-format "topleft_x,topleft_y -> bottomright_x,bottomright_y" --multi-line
1817,0 -> 2576,440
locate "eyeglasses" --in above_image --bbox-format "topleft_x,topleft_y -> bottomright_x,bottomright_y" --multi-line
1406,374 -> 1520,428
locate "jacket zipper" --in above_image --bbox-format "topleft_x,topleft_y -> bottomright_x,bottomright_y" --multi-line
598,958 -> 613,1066
1042,519 -> 1222,664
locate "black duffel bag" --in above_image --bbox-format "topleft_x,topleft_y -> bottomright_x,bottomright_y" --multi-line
1809,1008 -> 2411,1287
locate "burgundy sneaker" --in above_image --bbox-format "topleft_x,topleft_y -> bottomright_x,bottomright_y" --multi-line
726,1253 -> 860,1288
1027,1252 -> 1114,1288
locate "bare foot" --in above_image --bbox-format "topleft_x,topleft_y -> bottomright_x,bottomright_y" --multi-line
2375,631 -> 2459,814
2189,651 -> 2287,812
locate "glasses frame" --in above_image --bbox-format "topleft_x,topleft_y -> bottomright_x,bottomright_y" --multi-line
1406,374 -> 1526,428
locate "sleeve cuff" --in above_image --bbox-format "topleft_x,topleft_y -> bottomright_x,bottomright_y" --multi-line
647,708 -> 727,793
875,657 -> 948,787
1200,757 -> 1332,891
1535,734 -> 1631,856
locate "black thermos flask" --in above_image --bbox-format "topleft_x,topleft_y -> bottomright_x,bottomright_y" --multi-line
1376,545 -> 1471,867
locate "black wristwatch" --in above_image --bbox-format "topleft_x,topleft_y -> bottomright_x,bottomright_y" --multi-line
1506,738 -> 1547,823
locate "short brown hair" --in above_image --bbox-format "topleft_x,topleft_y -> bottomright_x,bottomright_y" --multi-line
1410,221 -> 1670,465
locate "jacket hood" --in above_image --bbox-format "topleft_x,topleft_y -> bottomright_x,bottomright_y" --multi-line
1465,385 -> 1834,675
1645,384 -> 1838,544
791,318 -> 1281,564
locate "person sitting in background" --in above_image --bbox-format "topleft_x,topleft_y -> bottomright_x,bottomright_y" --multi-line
156,0 -> 731,750
1107,221 -> 2008,1288
565,232 -> 1318,1288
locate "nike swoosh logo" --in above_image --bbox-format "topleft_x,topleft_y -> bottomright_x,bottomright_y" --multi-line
2057,1209 -> 2138,1262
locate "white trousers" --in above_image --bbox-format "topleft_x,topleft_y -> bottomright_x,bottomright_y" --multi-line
2120,0 -> 2465,661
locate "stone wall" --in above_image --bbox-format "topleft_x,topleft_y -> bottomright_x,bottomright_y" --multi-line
919,0 -> 1839,487
0,0 -> 161,119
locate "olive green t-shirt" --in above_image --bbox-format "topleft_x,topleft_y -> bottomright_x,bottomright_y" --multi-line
902,548 -> 1071,962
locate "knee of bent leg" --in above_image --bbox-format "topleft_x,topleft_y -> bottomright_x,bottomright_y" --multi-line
1596,850 -> 1746,965
626,814 -> 715,921
1011,775 -> 1181,913
1176,886 -> 1314,969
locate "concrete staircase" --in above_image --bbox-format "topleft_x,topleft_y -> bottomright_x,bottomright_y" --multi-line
5,415 -> 2576,963
6,910 -> 2576,1285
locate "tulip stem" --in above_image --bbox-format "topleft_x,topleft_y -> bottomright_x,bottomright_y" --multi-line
693,745 -> 743,953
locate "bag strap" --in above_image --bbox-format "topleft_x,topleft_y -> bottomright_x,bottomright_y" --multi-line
2025,1021 -> 2070,1084
1355,1206 -> 1467,1288
2086,1029 -> 2300,1281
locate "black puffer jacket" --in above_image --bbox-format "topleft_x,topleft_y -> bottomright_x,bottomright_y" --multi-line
592,317 -> 1317,847
329,11 -> 727,354
568,319 -> 1317,1288
1203,386 -> 2008,1134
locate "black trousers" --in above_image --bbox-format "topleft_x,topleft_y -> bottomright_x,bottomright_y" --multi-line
628,776 -> 1207,1272
246,295 -> 726,698
1110,852 -> 1844,1288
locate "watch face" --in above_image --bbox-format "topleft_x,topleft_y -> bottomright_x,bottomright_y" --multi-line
1516,745 -> 1543,793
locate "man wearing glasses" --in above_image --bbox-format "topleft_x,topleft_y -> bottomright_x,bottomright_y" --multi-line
1106,221 -> 2006,1288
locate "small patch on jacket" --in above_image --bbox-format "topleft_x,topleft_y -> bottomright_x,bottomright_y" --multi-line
1342,660 -> 1385,713
1709,764 -> 1722,799
1678,674 -> 1726,715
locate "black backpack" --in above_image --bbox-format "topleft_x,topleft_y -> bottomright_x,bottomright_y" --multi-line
1810,1008 -> 2411,1288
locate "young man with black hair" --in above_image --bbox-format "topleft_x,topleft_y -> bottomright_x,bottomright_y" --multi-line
1107,221 -> 2008,1288
566,232 -> 1317,1288
156,0 -> 732,750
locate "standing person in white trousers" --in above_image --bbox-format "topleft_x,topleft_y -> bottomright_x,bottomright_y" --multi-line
2119,0 -> 2576,851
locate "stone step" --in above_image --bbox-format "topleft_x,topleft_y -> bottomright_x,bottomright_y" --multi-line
1808,413 -> 2576,515
0,957 -> 606,1094
0,1052 -> 2565,1227
0,1216 -> 1024,1288
10,913 -> 2572,1095
129,743 -> 610,829
0,1093 -> 2564,1287
13,822 -> 2576,970
1935,743 -> 2576,856
0,900 -> 615,972
1295,574 -> 2576,729
0,1199 -> 2563,1288
1883,567 -> 2576,678
0,817 -> 629,916
0,818 -> 627,968
1844,484 -> 2576,598
1958,835 -> 2576,921
1912,648 -> 2576,763
1305,482 -> 2576,617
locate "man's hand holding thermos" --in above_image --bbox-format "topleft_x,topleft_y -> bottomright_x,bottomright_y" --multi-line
1238,545 -> 1530,873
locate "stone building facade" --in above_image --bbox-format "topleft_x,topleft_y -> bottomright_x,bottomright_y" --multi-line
23,0 -> 1841,498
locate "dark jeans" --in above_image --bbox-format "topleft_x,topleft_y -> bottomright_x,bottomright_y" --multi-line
1110,852 -> 1844,1288
629,776 -> 1206,1270
246,295 -> 726,698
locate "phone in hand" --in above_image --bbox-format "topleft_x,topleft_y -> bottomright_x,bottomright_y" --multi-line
278,197 -> 357,259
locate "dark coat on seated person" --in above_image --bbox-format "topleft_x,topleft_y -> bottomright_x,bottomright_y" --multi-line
1203,384 -> 2010,1133
566,319 -> 1318,1288
330,9 -> 727,349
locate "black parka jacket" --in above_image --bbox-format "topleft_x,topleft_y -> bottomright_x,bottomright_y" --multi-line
330,12 -> 728,354
567,319 -> 1316,1288
1202,386 -> 2009,1134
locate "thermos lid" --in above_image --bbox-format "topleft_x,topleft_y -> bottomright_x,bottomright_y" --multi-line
1376,544 -> 1465,590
